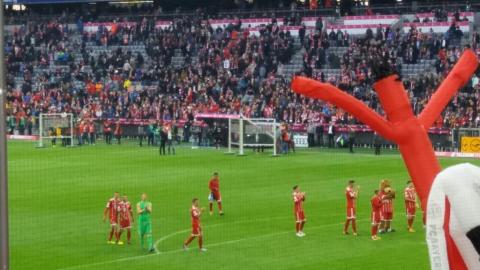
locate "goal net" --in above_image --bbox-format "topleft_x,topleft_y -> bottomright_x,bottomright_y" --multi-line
38,113 -> 74,147
228,115 -> 280,155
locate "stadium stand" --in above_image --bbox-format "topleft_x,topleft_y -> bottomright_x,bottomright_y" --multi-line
3,7 -> 480,142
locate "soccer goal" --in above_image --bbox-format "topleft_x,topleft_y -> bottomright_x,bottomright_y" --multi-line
227,115 -> 280,156
37,113 -> 74,147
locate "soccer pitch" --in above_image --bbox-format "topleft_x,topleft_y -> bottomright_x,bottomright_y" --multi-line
7,141 -> 479,270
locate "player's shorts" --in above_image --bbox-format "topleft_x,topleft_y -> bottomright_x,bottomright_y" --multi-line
406,206 -> 416,217
138,221 -> 152,236
192,225 -> 202,236
209,191 -> 221,202
295,210 -> 306,223
120,219 -> 131,229
346,207 -> 356,219
381,211 -> 393,221
371,211 -> 381,225
109,217 -> 118,226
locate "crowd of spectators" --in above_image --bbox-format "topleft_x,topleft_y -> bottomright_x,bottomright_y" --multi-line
4,11 -> 480,140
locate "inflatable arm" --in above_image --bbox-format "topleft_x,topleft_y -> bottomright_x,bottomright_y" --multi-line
419,50 -> 478,129
291,77 -> 398,141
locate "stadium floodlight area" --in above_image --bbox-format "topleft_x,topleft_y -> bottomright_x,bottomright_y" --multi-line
37,113 -> 74,148
228,115 -> 280,156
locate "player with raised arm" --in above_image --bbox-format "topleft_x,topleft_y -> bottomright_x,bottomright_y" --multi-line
103,192 -> 121,244
118,195 -> 134,244
208,172 -> 223,216
183,198 -> 207,252
293,185 -> 306,237
379,180 -> 396,233
137,193 -> 154,252
371,190 -> 383,241
343,180 -> 358,236
404,181 -> 418,233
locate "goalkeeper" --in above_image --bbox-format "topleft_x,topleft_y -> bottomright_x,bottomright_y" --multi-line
136,193 -> 155,252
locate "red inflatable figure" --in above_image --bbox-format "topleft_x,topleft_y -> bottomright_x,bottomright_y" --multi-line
291,49 -> 479,270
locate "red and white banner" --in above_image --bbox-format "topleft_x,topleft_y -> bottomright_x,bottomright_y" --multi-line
327,24 -> 390,35
343,15 -> 400,26
195,113 -> 240,120
403,21 -> 470,33
83,22 -> 137,33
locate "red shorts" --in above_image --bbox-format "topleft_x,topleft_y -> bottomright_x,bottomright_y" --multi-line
295,210 -> 306,223
381,211 -> 393,221
406,206 -> 416,217
192,225 -> 202,236
346,207 -> 356,219
109,217 -> 118,226
371,211 -> 381,225
210,191 -> 221,202
120,219 -> 131,229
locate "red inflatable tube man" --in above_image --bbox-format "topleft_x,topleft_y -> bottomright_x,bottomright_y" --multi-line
291,49 -> 478,270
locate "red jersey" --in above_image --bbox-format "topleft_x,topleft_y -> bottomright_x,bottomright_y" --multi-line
191,205 -> 201,227
119,201 -> 132,222
345,187 -> 357,208
209,178 -> 219,192
106,198 -> 120,222
380,191 -> 394,213
371,194 -> 382,213
293,192 -> 305,213
404,187 -> 416,209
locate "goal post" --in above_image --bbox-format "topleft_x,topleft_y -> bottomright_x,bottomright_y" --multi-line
38,113 -> 74,147
229,115 -> 280,156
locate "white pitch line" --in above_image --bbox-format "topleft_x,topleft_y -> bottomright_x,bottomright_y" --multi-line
154,215 -> 293,254
57,219 -> 359,270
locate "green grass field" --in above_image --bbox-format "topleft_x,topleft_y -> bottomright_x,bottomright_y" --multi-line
7,140 -> 480,270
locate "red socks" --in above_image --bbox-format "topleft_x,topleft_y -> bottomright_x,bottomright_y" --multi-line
296,223 -> 300,233
127,230 -> 131,242
371,225 -> 378,236
199,236 -> 203,249
218,202 -> 223,211
352,220 -> 357,233
209,203 -> 213,212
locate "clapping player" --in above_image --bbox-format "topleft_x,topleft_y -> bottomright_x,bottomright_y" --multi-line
343,180 -> 359,236
404,181 -> 418,233
103,192 -> 121,244
293,185 -> 306,237
118,195 -> 134,244
183,198 -> 207,252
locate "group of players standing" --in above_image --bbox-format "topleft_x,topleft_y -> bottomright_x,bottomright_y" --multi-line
104,175 -> 418,254
103,172 -> 224,253
293,179 -> 418,241
343,179 -> 418,240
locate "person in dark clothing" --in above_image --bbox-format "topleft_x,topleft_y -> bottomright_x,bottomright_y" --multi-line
316,124 -> 324,147
159,127 -> 167,155
373,132 -> 381,155
147,123 -> 154,146
212,123 -> 222,149
103,120 -> 113,145
138,123 -> 145,146
307,122 -> 315,147
327,123 -> 335,148
348,127 -> 355,154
